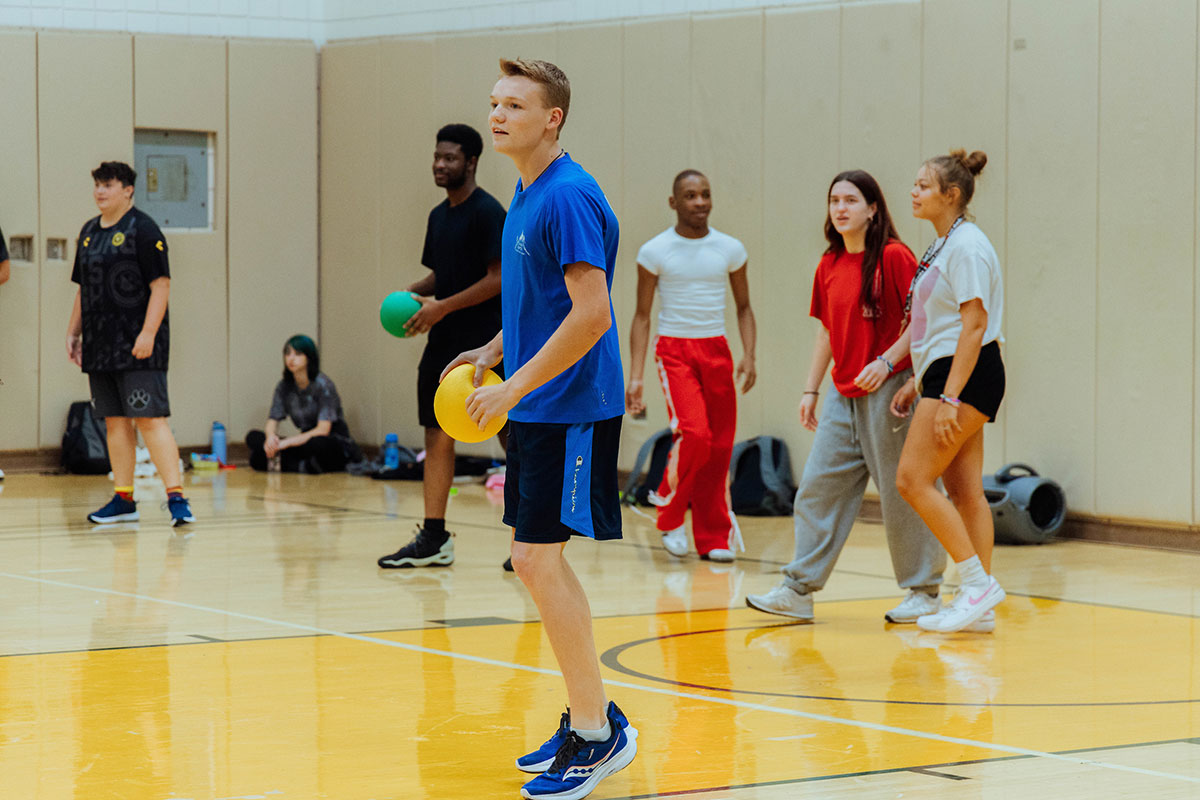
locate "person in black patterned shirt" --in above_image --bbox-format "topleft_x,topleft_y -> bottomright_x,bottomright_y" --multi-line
66,161 -> 193,527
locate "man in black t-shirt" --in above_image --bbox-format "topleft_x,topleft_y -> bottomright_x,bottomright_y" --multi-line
378,124 -> 506,569
67,161 -> 194,527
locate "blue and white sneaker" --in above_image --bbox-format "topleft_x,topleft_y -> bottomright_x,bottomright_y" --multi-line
88,494 -> 139,524
519,706 -> 637,800
516,701 -> 637,773
167,496 -> 195,527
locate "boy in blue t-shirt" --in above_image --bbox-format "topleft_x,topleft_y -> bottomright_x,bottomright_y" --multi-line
439,59 -> 635,800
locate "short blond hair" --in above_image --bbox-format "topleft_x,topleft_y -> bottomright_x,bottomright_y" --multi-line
499,58 -> 570,137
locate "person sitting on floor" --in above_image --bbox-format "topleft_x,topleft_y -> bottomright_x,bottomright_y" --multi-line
246,334 -> 361,473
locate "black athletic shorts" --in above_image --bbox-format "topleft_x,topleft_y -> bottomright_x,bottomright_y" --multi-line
89,370 -> 171,418
503,416 -> 623,544
919,340 -> 1005,422
417,345 -> 505,430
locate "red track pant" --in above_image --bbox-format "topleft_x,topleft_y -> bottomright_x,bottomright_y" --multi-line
653,335 -> 738,554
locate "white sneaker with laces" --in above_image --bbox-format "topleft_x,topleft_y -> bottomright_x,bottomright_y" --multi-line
884,589 -> 941,623
661,525 -> 689,557
964,609 -> 996,633
704,548 -> 735,562
745,583 -> 814,622
917,578 -> 1005,632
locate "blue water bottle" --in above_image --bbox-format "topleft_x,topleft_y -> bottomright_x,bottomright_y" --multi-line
211,421 -> 227,465
383,433 -> 401,470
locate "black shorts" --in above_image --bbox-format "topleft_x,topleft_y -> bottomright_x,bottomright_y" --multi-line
919,340 -> 1005,421
503,416 -> 623,544
417,344 -> 505,430
89,370 -> 171,418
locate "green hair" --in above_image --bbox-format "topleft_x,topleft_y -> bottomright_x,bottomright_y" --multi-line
282,334 -> 319,384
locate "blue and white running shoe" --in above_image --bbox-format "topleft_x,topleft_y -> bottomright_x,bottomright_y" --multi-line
516,701 -> 637,773
88,494 -> 139,524
519,705 -> 637,800
167,496 -> 195,527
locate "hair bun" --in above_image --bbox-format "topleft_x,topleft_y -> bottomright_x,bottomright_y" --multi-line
950,148 -> 988,176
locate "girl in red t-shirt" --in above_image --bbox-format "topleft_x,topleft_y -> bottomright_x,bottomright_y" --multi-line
746,170 -> 951,627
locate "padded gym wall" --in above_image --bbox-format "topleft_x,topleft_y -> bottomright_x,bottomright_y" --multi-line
0,30 -> 39,450
134,35 -> 229,447
0,26 -> 317,451
316,2 -> 1200,529
227,39 -> 319,441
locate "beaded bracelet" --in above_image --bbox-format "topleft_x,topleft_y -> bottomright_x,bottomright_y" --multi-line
876,355 -> 895,372
939,394 -> 961,407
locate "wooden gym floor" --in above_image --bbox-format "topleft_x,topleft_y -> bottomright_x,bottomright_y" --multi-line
0,469 -> 1197,799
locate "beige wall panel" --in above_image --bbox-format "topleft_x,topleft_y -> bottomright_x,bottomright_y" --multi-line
689,12 -> 765,442
921,0 -> 1009,471
227,40 -> 318,440
620,17 -> 691,465
433,33 -> 507,198
163,236 -> 229,445
762,7 -> 841,467
134,36 -> 226,131
839,1 -> 922,248
555,22 -> 628,455
37,31 -> 133,448
1095,0 -> 1194,522
319,42 -> 382,448
1006,0 -> 1099,514
0,31 -> 40,449
377,38 -> 447,450
134,35 -> 229,446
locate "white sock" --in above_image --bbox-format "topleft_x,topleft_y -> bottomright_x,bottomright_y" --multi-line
955,555 -> 989,591
572,720 -> 612,742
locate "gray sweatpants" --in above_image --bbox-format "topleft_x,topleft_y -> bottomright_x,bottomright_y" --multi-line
782,369 -> 945,595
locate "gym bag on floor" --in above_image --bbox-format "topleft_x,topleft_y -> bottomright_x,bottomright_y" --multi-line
61,401 -> 111,475
729,436 -> 797,516
621,428 -> 673,506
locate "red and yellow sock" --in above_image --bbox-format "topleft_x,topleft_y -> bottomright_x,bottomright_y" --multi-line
166,485 -> 184,501
115,486 -> 134,503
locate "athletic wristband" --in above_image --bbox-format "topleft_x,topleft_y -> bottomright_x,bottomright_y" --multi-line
939,394 -> 961,407
876,355 -> 895,372
803,390 -> 819,396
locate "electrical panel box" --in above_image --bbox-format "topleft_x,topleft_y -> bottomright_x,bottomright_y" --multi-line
133,130 -> 214,230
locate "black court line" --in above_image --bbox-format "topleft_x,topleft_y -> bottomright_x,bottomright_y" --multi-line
187,634 -> 225,643
909,766 -> 970,780
599,624 -> 1200,709
604,736 -> 1200,799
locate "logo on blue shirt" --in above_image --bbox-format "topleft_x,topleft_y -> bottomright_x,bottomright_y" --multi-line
514,232 -> 531,256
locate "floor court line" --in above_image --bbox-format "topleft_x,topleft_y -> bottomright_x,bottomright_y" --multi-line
3,569 -> 1197,787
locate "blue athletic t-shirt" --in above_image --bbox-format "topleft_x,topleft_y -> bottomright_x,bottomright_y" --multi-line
502,153 -> 624,423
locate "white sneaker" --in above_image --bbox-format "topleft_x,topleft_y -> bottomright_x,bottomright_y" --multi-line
963,609 -> 996,633
885,589 -> 941,623
917,578 -> 1005,632
661,525 -> 689,557
0,467 -> 5,480
703,548 -> 735,562
745,583 -> 814,622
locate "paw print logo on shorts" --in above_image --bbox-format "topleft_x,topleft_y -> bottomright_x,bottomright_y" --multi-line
127,388 -> 151,411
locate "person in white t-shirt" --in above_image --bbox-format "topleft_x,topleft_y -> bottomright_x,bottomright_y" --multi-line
891,149 -> 1006,634
627,170 -> 757,561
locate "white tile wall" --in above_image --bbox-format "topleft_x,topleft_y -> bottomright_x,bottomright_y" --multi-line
0,0 -> 325,39
0,0 -> 858,42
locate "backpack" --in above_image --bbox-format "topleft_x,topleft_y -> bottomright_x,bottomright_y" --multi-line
61,401 -> 111,474
729,436 -> 797,516
620,428 -> 673,506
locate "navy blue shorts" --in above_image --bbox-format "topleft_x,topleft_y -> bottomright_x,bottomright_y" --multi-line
503,416 -> 623,544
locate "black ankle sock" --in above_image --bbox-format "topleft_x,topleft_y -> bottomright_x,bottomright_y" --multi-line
423,518 -> 447,540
